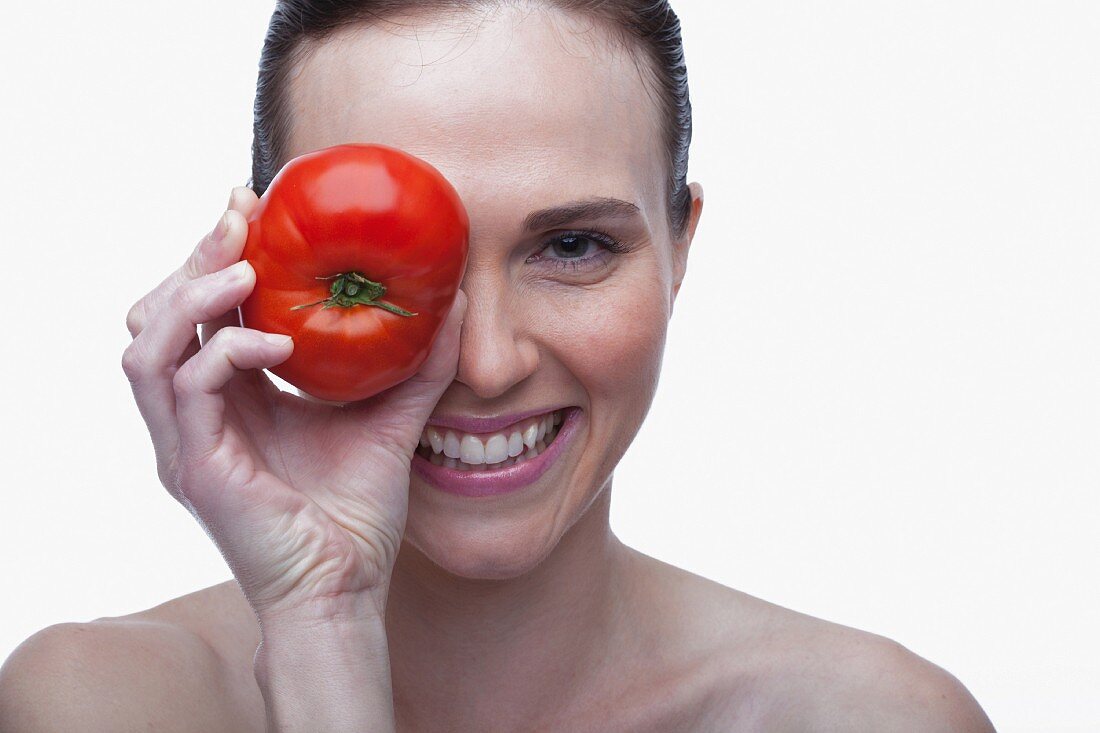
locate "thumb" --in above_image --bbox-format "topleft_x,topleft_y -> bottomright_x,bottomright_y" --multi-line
410,289 -> 467,388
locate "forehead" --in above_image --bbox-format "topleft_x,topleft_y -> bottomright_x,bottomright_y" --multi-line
285,5 -> 665,230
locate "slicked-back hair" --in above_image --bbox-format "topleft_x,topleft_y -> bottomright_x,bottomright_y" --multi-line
251,0 -> 693,237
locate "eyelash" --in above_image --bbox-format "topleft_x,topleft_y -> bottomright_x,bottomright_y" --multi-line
528,229 -> 630,273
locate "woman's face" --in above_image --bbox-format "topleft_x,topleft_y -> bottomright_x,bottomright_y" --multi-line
286,5 -> 701,579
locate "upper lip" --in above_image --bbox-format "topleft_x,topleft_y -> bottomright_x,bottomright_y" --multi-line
426,406 -> 569,435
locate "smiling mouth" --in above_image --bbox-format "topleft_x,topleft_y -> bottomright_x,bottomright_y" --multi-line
415,409 -> 565,472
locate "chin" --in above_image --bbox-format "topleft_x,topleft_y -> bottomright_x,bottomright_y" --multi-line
399,513 -> 560,581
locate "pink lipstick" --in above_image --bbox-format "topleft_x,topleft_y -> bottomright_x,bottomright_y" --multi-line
411,407 -> 581,498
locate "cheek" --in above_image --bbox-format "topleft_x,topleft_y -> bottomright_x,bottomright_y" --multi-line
536,273 -> 670,413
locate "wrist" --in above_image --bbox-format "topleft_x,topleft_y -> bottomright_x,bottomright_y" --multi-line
254,611 -> 395,732
256,585 -> 390,629
255,595 -> 390,676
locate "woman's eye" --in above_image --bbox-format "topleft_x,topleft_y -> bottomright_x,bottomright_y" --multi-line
548,234 -> 598,259
527,230 -> 629,274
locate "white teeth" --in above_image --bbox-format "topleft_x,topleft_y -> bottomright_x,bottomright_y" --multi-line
508,431 -> 524,457
523,423 -> 538,449
443,431 -> 461,459
418,410 -> 569,470
428,428 -> 444,454
460,435 -> 485,465
484,434 -> 509,464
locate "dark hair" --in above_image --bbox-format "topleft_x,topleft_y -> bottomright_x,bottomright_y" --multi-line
251,0 -> 693,237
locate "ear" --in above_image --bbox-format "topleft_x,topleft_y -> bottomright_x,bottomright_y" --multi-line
670,182 -> 704,310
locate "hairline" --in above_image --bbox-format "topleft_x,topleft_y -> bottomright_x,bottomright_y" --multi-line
260,1 -> 682,236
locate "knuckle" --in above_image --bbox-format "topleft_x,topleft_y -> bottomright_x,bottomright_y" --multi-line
173,327 -> 249,398
157,456 -> 185,501
172,361 -> 198,398
172,277 -> 207,314
120,342 -> 146,382
159,471 -> 182,502
185,241 -> 209,279
208,326 -> 244,351
125,301 -> 146,336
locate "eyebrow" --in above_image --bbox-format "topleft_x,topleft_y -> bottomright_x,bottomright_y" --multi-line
522,197 -> 642,233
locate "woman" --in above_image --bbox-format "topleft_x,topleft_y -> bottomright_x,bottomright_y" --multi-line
0,1 -> 995,730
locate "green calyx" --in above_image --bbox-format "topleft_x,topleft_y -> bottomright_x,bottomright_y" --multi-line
290,272 -> 417,317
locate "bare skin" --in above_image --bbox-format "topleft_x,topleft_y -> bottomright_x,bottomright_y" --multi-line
0,6 -> 994,732
0,540 -> 993,732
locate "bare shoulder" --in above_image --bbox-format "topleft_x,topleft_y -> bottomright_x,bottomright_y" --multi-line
0,583 -> 262,733
632,555 -> 995,732
738,609 -> 997,732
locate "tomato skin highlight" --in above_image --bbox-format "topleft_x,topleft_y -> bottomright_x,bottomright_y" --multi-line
239,143 -> 469,402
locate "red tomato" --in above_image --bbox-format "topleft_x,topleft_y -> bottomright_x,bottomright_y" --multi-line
239,143 -> 469,402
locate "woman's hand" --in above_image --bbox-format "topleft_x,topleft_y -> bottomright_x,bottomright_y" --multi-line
122,187 -> 465,623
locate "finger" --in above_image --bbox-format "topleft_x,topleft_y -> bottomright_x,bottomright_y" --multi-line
174,327 -> 293,461
198,187 -> 260,346
123,261 -> 259,457
126,207 -> 250,337
227,185 -> 260,218
411,289 -> 467,387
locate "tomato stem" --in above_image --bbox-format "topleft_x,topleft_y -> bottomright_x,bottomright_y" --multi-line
290,272 -> 418,316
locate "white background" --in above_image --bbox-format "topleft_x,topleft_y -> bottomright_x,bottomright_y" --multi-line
1,2 -> 1096,730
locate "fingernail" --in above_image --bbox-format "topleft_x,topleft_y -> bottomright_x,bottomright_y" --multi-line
263,334 -> 292,347
222,260 -> 251,280
212,211 -> 231,244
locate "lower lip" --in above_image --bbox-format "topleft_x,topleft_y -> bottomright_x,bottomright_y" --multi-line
411,407 -> 581,498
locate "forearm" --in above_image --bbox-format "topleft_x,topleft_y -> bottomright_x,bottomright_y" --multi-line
254,612 -> 396,733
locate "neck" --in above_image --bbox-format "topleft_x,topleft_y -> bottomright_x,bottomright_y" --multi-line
384,486 -> 632,725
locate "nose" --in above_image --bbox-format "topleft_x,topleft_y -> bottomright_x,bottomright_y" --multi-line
454,282 -> 539,400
